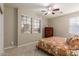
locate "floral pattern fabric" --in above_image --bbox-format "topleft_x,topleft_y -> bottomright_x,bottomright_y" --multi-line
36,37 -> 78,56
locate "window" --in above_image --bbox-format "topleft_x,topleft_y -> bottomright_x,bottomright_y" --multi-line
69,17 -> 79,35
21,15 -> 41,33
21,15 -> 31,33
32,18 -> 41,33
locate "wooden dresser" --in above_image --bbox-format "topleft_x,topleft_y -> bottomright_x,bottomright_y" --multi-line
44,27 -> 53,38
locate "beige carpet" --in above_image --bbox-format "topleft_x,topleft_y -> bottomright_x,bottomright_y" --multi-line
0,42 -> 49,56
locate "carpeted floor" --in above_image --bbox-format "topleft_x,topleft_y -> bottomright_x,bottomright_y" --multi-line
0,42 -> 49,56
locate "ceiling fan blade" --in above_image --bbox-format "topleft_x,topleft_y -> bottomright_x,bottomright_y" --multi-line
52,12 -> 55,15
53,8 -> 60,11
44,13 -> 48,15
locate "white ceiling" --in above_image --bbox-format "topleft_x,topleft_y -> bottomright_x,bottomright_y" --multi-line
5,3 -> 79,18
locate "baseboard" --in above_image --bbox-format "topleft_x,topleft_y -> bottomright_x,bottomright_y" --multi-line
4,41 -> 38,49
18,41 -> 38,48
4,46 -> 16,50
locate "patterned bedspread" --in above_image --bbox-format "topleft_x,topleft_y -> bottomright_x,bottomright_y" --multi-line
36,37 -> 77,56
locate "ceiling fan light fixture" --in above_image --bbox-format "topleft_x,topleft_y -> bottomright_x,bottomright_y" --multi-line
48,11 -> 52,14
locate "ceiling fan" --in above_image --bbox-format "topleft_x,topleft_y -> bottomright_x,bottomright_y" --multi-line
41,4 -> 63,15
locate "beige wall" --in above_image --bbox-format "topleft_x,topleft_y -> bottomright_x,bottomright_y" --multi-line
18,8 -> 48,46
4,5 -> 48,48
4,6 -> 17,48
0,3 -> 4,52
48,11 -> 79,38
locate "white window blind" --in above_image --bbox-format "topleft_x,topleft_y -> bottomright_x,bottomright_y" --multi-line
69,17 -> 79,35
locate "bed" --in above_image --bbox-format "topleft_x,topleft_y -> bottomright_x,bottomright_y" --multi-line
36,36 -> 78,56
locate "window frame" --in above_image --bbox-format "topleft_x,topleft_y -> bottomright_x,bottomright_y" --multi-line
21,15 -> 41,34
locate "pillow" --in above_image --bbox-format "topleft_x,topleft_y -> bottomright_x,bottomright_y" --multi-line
66,36 -> 79,50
